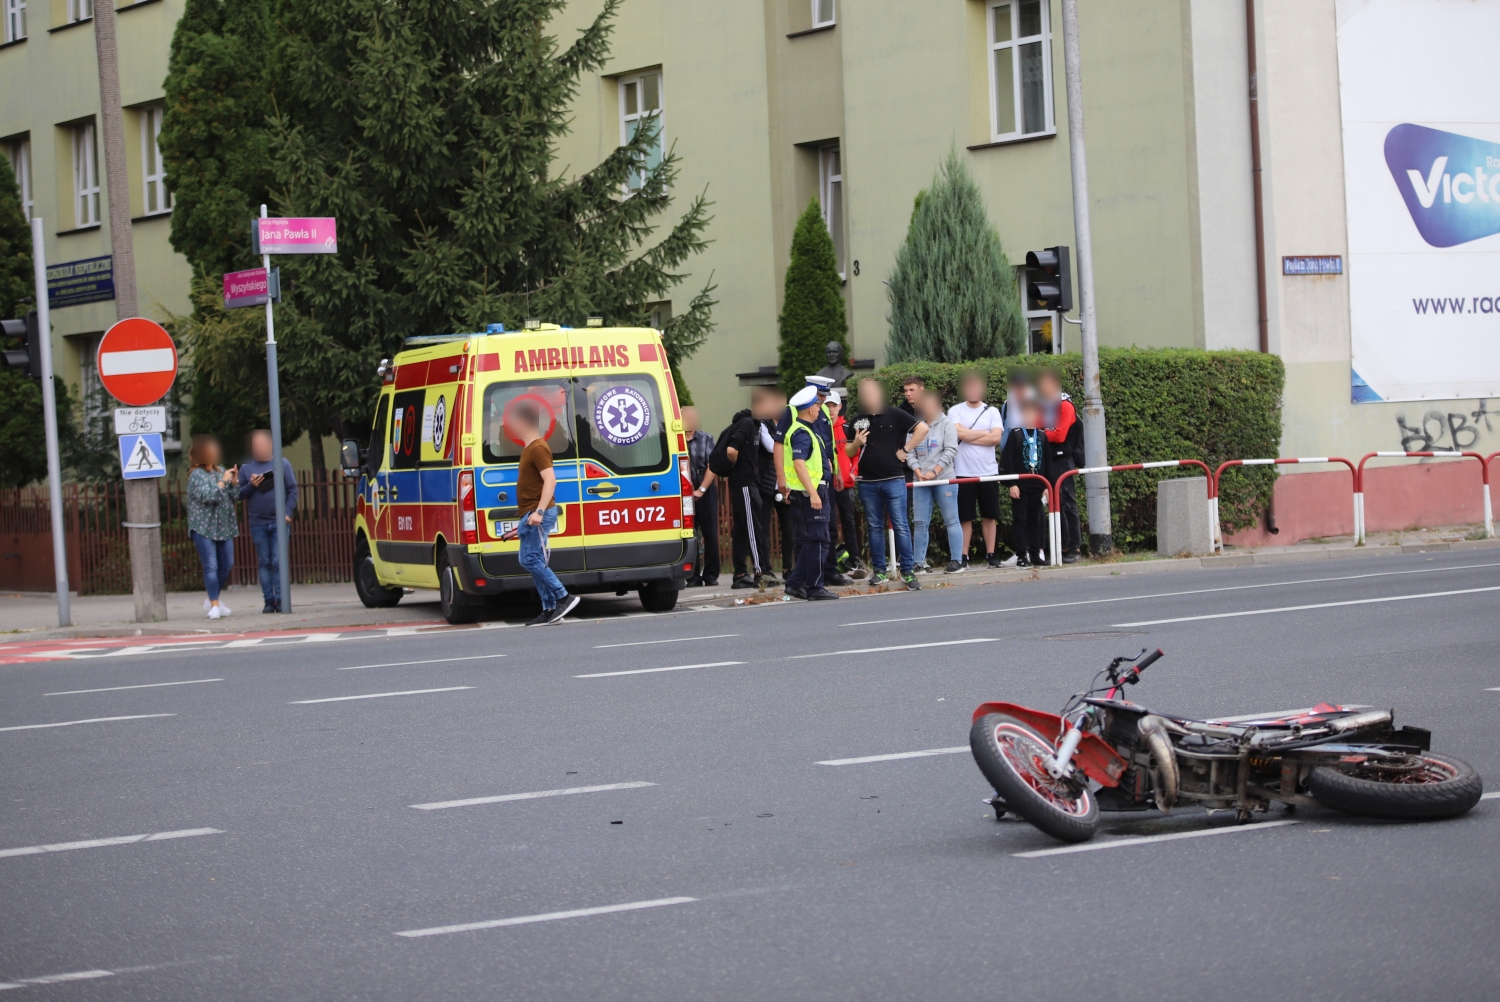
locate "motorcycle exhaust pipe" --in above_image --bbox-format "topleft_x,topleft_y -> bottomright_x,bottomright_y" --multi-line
1139,716 -> 1179,814
1328,709 -> 1393,734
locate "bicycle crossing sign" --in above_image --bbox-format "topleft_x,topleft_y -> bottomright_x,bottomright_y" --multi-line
113,407 -> 167,436
119,434 -> 167,480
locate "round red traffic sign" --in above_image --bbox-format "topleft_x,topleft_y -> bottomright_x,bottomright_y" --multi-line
96,318 -> 179,406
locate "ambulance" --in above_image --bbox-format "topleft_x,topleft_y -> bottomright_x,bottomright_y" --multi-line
340,321 -> 698,623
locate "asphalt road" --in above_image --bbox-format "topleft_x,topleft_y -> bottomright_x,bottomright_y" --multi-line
3,551 -> 1498,1001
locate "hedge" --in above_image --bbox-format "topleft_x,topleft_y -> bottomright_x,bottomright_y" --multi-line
869,348 -> 1285,551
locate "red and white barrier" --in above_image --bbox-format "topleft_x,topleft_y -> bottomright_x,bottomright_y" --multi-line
1054,461 -> 1213,566
1354,451 -> 1491,544
1211,457 -> 1356,553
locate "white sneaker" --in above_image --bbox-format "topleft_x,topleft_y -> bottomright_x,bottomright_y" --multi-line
203,598 -> 212,612
217,603 -> 231,617
1000,554 -> 1019,568
208,606 -> 222,620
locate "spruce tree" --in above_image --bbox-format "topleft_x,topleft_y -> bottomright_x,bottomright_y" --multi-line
777,199 -> 848,392
886,150 -> 1025,363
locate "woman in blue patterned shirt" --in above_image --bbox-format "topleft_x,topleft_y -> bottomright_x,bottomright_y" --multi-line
186,435 -> 240,620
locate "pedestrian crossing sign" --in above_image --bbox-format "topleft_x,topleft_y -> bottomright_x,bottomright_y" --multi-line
119,433 -> 167,480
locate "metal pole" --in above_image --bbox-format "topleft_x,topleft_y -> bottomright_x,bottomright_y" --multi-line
31,218 -> 71,627
1059,0 -> 1112,556
261,205 -> 292,613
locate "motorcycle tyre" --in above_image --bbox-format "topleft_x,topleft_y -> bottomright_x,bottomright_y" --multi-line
1307,751 -> 1482,820
971,713 -> 1099,843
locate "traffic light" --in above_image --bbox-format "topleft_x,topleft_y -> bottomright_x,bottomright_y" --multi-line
1025,246 -> 1073,313
0,311 -> 41,378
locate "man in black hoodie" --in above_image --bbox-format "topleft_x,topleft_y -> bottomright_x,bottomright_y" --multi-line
699,394 -> 771,588
756,388 -> 789,585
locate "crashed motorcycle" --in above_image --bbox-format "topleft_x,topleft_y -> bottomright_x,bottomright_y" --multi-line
970,648 -> 1483,843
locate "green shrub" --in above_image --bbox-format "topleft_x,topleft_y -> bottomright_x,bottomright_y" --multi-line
872,348 -> 1285,550
777,199 -> 849,393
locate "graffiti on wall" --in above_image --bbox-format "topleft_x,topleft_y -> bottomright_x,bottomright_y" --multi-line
1395,400 -> 1496,452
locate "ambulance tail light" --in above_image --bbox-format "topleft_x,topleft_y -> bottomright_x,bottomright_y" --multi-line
459,469 -> 478,544
678,456 -> 695,529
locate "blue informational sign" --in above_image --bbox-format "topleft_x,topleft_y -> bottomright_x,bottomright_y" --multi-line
119,433 -> 167,480
46,255 -> 115,308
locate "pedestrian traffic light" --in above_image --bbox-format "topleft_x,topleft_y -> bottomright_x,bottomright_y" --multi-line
0,312 -> 41,378
1025,246 -> 1073,313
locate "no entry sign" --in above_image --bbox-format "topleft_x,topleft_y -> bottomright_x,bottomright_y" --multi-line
96,318 -> 178,407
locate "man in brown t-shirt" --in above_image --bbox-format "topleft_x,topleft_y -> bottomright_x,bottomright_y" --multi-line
513,403 -> 578,625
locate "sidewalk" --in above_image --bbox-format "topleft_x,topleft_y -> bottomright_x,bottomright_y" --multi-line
5,524 -> 1494,642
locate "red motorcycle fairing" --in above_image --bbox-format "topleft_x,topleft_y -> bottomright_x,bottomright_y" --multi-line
972,702 -> 1129,787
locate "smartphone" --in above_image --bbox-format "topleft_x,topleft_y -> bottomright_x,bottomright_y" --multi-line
256,469 -> 276,491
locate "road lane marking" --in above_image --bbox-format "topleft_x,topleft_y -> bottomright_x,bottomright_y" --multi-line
790,639 -> 996,659
1114,586 -> 1500,627
594,635 -> 739,648
290,686 -> 473,704
337,655 -> 506,671
0,969 -> 115,989
1012,819 -> 1301,857
395,896 -> 698,938
45,679 -> 223,696
576,661 -> 743,678
842,562 -> 1500,627
0,827 -> 223,859
0,714 -> 176,733
1481,792 -> 1500,800
817,746 -> 969,766
411,781 -> 658,811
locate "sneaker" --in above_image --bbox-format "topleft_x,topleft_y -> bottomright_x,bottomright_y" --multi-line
703,578 -> 720,587
1016,558 -> 1032,569
960,555 -> 970,569
732,577 -> 756,589
546,594 -> 581,624
869,572 -> 889,586
825,572 -> 852,587
902,573 -> 921,591
262,603 -> 276,614
806,588 -> 839,601
1062,552 -> 1080,564
217,603 -> 231,617
986,553 -> 1002,568
525,610 -> 552,626
912,563 -> 930,574
686,577 -> 704,588
207,606 -> 222,620
785,585 -> 808,600
203,598 -> 212,612
945,560 -> 963,573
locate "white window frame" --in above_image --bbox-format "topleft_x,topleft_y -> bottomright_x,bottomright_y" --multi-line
72,121 -> 101,228
986,0 -> 1056,144
141,105 -> 171,216
67,0 -> 92,23
618,71 -> 664,194
812,0 -> 835,29
3,0 -> 25,44
819,143 -> 845,280
4,139 -> 31,220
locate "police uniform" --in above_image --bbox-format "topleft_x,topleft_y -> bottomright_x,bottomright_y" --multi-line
776,376 -> 845,584
782,388 -> 836,599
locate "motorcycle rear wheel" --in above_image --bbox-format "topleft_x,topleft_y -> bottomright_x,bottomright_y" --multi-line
971,713 -> 1099,843
1307,751 -> 1482,820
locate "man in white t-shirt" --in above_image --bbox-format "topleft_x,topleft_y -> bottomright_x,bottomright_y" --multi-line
947,370 -> 1006,568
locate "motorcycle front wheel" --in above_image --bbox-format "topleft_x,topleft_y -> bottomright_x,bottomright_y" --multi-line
971,713 -> 1099,843
1307,751 -> 1482,820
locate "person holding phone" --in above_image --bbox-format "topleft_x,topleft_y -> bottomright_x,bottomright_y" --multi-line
186,435 -> 239,619
238,429 -> 298,613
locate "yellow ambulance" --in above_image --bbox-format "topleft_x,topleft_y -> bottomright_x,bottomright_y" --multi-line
340,321 -> 699,623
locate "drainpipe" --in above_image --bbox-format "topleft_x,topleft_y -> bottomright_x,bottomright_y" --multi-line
1245,0 -> 1269,354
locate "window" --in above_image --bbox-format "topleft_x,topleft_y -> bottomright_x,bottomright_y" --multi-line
988,0 -> 1054,142
141,106 -> 171,215
71,122 -> 100,227
573,373 -> 669,475
819,144 -> 845,279
3,0 -> 24,43
619,71 -> 663,193
482,379 -> 576,466
812,0 -> 835,28
67,0 -> 91,23
3,139 -> 30,220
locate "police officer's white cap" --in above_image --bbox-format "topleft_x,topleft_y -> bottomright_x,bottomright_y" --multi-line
789,386 -> 820,409
805,375 -> 835,390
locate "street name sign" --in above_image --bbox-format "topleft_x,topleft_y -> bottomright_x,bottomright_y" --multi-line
119,433 -> 167,479
256,217 -> 338,255
113,407 -> 167,435
96,318 -> 178,407
224,267 -> 270,308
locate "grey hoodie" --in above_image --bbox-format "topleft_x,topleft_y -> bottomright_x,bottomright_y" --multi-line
907,412 -> 958,478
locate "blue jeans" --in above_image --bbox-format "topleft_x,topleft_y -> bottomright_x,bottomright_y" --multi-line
858,478 -> 914,575
249,522 -> 281,607
518,507 -> 569,609
912,482 -> 963,567
190,531 -> 235,601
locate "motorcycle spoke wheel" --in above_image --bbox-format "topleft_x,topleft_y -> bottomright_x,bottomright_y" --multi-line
970,713 -> 1099,843
1307,751 -> 1482,820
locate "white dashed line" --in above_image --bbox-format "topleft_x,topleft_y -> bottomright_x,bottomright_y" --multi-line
817,746 -> 970,766
575,661 -> 744,678
291,686 -> 473,704
0,968 -> 115,989
337,654 -> 506,671
0,714 -> 176,733
395,896 -> 698,938
1481,792 -> 1500,800
411,781 -> 657,811
1113,586 -> 1500,627
1012,820 -> 1301,857
789,639 -> 997,659
45,679 -> 222,696
594,635 -> 739,648
0,828 -> 223,859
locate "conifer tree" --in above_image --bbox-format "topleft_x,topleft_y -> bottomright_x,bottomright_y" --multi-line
886,150 -> 1024,363
777,199 -> 848,392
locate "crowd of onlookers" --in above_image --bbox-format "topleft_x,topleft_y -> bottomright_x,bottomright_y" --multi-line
683,367 -> 1085,599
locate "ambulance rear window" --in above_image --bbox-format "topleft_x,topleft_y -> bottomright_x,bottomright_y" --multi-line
573,373 -> 668,475
482,379 -> 577,465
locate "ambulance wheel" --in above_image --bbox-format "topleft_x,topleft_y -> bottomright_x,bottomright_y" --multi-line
638,581 -> 679,613
438,549 -> 481,624
354,539 -> 403,608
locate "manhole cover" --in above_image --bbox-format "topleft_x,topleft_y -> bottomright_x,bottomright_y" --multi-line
1044,631 -> 1147,641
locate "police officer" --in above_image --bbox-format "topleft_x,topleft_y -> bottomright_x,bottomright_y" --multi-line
775,375 -> 852,587
782,386 -> 839,601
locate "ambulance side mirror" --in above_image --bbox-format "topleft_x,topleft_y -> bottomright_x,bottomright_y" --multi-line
340,438 -> 363,477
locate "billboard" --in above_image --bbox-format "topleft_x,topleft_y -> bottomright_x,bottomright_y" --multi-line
1338,0 -> 1500,403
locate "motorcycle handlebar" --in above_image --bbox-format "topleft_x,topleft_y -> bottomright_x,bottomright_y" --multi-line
1136,648 -> 1164,672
